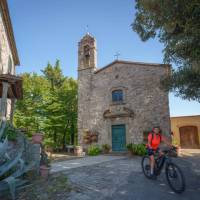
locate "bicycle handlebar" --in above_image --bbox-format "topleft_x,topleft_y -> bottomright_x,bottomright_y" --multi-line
163,146 -> 177,154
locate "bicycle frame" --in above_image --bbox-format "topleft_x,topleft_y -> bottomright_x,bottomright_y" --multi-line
154,153 -> 172,175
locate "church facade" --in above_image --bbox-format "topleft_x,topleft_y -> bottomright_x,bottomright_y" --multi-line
78,33 -> 170,151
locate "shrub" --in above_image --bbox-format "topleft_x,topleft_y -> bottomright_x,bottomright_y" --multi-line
172,138 -> 179,146
2,123 -> 18,141
126,143 -> 134,154
126,143 -> 147,156
87,145 -> 101,156
102,144 -> 111,153
133,144 -> 147,156
43,138 -> 55,149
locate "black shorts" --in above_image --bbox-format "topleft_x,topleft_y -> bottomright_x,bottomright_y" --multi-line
147,148 -> 159,156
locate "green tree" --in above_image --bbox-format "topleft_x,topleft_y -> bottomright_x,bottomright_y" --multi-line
14,73 -> 50,136
132,0 -> 200,101
14,60 -> 78,149
41,60 -> 64,90
41,60 -> 78,149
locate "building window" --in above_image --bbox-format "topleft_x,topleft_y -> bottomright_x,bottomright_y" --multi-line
112,90 -> 123,102
84,45 -> 90,66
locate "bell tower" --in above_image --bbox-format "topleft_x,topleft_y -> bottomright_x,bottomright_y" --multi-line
78,33 -> 97,70
77,33 -> 97,146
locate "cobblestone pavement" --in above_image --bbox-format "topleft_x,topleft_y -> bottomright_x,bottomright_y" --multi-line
61,152 -> 200,200
51,155 -> 125,173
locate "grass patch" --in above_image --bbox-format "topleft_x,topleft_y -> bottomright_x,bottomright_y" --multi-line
16,173 -> 71,200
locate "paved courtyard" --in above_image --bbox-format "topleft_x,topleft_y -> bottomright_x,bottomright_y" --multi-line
51,155 -> 125,173
51,150 -> 200,200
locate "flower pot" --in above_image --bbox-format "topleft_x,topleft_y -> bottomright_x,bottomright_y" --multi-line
40,165 -> 50,178
32,133 -> 43,144
74,146 -> 83,156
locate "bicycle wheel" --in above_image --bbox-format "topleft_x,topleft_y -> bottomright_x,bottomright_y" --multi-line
141,156 -> 151,179
165,163 -> 185,193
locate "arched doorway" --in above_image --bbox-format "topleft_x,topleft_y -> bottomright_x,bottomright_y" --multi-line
179,126 -> 199,149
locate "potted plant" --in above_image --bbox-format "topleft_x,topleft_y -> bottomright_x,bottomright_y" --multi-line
32,132 -> 43,144
40,146 -> 51,178
102,144 -> 111,154
74,145 -> 83,156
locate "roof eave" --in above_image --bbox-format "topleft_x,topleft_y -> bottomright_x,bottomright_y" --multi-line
94,60 -> 171,74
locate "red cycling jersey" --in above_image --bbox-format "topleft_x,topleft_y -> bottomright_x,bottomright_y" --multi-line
148,133 -> 163,150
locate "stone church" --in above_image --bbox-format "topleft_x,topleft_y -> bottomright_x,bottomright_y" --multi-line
78,33 -> 170,151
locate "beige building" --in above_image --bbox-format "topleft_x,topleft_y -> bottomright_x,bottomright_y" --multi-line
78,33 -> 171,151
0,0 -> 20,120
171,115 -> 200,149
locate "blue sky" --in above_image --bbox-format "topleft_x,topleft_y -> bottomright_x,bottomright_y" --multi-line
8,0 -> 200,116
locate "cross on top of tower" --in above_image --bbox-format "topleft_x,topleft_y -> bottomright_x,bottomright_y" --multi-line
86,25 -> 89,34
114,52 -> 120,60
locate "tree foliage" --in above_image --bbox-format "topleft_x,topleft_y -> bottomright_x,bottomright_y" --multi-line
132,0 -> 200,101
14,60 -> 78,149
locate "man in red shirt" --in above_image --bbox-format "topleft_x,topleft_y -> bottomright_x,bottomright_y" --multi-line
147,126 -> 171,178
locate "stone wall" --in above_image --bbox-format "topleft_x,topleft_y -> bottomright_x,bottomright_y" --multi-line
78,68 -> 94,146
0,6 -> 16,119
0,7 -> 15,75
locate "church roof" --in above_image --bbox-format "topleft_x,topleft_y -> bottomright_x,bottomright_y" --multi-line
94,60 -> 170,74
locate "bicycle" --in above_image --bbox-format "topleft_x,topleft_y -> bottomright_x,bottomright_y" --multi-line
141,147 -> 185,193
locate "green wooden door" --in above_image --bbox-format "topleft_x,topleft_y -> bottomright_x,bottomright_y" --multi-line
112,125 -> 126,151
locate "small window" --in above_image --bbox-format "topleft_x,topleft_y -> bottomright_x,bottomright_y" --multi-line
84,45 -> 90,57
112,90 -> 123,102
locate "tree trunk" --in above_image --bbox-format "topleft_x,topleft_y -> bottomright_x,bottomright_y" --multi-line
53,130 -> 57,144
71,122 -> 75,145
62,131 -> 66,150
62,121 -> 69,150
